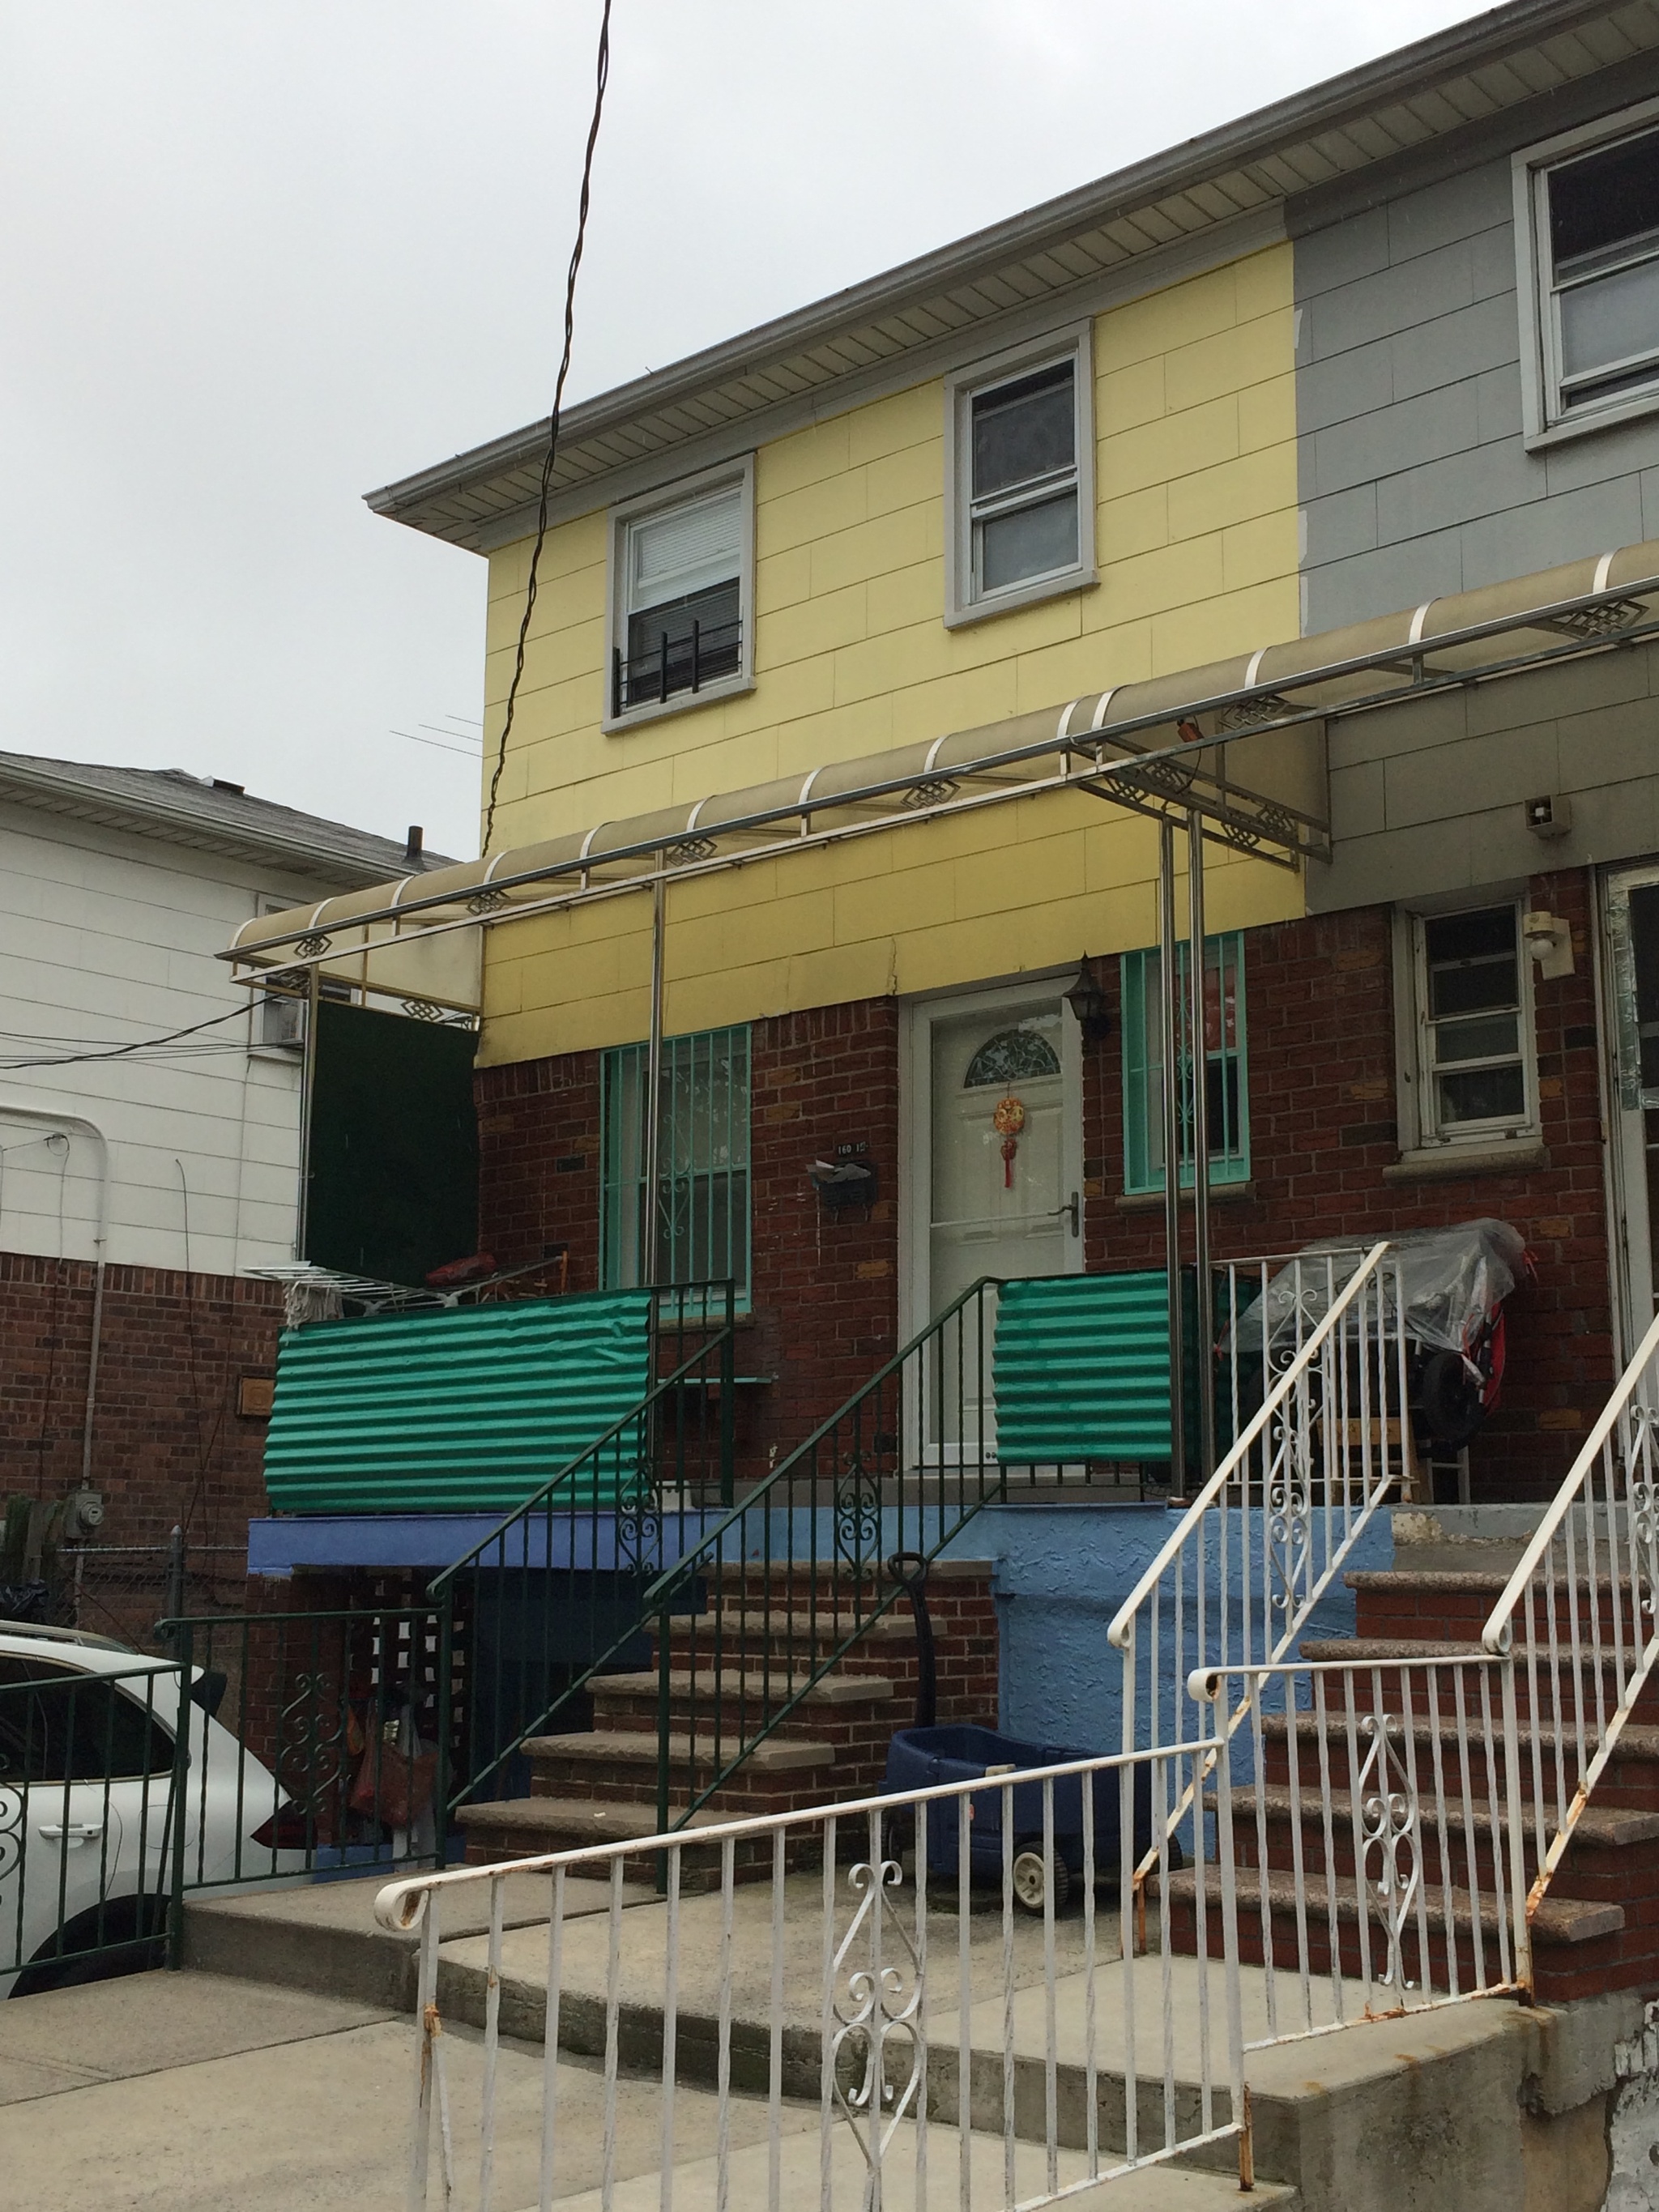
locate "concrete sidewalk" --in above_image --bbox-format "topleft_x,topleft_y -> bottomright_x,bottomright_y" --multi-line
0,1966 -> 813,2212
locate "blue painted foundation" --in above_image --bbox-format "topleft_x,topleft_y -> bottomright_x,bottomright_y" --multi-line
247,1500 -> 1395,1763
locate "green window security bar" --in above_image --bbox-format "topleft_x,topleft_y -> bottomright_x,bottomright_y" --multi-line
601,1025 -> 751,1305
1121,931 -> 1248,1195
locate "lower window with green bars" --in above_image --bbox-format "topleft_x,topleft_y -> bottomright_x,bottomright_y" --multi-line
599,1024 -> 752,1304
1120,932 -> 1249,1194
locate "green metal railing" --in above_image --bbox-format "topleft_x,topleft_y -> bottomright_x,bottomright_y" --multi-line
641,1273 -> 1132,1834
429,1281 -> 739,1830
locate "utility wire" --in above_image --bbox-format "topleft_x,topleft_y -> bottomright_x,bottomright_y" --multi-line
481,0 -> 613,856
0,1001 -> 256,1070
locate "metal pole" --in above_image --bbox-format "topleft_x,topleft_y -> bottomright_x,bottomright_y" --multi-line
1158,820 -> 1187,1502
296,965 -> 321,1259
642,867 -> 667,1288
1188,810 -> 1214,1485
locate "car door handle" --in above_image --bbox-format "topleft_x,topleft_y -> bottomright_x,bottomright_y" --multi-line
37,1822 -> 105,1844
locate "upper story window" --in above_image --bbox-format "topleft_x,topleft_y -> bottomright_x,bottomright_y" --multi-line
1515,102 -> 1659,445
1394,901 -> 1538,1155
604,459 -> 755,731
945,329 -> 1094,627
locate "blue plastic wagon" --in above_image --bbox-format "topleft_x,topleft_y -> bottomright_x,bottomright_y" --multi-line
880,1723 -> 1157,1913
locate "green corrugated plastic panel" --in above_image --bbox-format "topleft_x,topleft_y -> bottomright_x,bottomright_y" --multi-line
263,1289 -> 654,1515
993,1272 -> 1171,1463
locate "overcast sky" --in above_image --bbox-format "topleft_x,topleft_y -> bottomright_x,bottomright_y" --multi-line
1,1 -> 1490,862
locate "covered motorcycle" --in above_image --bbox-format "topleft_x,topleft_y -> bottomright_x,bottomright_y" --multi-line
1223,1218 -> 1529,1448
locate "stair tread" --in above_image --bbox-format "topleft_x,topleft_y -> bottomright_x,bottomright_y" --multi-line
454,1796 -> 729,1839
524,1728 -> 836,1772
659,1610 -> 911,1642
595,1669 -> 896,1706
1300,1636 -> 1631,1671
1263,1711 -> 1659,1761
1212,1784 -> 1659,1849
1163,1864 -> 1623,1946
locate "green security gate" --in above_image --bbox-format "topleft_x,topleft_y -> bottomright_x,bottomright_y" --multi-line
262,1289 -> 655,1514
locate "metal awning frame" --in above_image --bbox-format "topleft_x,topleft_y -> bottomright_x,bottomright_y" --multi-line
227,565 -> 1659,1014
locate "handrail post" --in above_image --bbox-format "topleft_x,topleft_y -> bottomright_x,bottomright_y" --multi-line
1158,817 -> 1187,1502
167,1620 -> 194,1970
720,1278 -> 736,1508
1500,1646 -> 1530,1992
656,1597 -> 674,1882
435,1592 -> 454,1869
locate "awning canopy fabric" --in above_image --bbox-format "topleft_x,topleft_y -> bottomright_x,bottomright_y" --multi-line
226,540 -> 1659,1014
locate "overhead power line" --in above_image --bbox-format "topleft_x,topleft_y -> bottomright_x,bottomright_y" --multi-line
480,0 -> 614,856
0,1002 -> 257,1070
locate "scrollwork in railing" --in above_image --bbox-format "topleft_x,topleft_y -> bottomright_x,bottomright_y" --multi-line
275,1670 -> 348,1806
834,1448 -> 883,1577
615,1442 -> 663,1579
830,1857 -> 924,2173
1265,1408 -> 1315,1621
0,1783 -> 23,1886
1355,1709 -> 1421,1991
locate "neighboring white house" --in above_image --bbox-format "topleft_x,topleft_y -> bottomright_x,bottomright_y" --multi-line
0,752 -> 453,1278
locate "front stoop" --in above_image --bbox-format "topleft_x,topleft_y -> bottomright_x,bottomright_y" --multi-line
1172,1560 -> 1659,2006
454,1558 -> 996,1874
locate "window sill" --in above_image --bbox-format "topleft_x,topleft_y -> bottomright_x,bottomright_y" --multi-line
1383,1141 -> 1547,1183
944,567 -> 1098,632
1115,1179 -> 1256,1213
603,672 -> 754,736
1523,386 -> 1659,451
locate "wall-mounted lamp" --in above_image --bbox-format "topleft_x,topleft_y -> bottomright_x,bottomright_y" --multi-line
1064,955 -> 1111,1046
1522,910 -> 1576,981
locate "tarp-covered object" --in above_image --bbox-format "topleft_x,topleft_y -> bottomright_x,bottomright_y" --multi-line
263,1289 -> 654,1515
1226,1220 -> 1525,1362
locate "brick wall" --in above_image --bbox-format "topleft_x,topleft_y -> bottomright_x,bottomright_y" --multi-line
476,1000 -> 903,1472
1082,867 -> 1609,1500
0,1251 -> 284,1550
476,872 -> 1613,1505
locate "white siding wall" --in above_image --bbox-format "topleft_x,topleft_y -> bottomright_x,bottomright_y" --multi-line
0,802 -> 349,1276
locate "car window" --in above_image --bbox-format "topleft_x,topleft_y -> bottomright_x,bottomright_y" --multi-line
0,1656 -> 175,1784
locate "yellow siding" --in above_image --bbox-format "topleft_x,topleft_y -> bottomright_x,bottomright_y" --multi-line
474,243 -> 1305,1065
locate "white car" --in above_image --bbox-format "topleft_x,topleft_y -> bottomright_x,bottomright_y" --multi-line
0,1618 -> 299,1997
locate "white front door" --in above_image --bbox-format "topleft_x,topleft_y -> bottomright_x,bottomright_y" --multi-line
1605,865 -> 1659,1350
906,984 -> 1084,1447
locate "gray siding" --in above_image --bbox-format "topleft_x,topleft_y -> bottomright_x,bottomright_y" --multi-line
1308,637 -> 1659,916
1295,151 -> 1659,636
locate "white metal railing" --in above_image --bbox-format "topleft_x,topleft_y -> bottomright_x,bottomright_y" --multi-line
1108,1243 -> 1408,1783
376,1741 -> 1247,2211
1480,1303 -> 1659,1981
1188,1656 -> 1525,2048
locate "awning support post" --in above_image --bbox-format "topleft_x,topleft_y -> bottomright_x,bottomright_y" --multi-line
296,965 -> 321,1262
642,866 -> 667,1289
1158,818 -> 1187,1504
1187,809 -> 1214,1486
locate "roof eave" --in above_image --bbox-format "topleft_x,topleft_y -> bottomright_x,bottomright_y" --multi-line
365,0 -> 1608,536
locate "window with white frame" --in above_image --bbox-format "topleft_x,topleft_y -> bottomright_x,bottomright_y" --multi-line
1403,903 -> 1537,1148
946,332 -> 1094,624
252,897 -> 304,1052
607,465 -> 753,724
1515,104 -> 1659,442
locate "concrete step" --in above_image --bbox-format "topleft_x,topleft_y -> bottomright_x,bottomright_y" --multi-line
525,1727 -> 838,1776
591,1668 -> 897,1708
1166,1862 -> 1622,1950
1213,1783 -> 1659,1855
1300,1635 -> 1643,1674
655,1607 -> 914,1647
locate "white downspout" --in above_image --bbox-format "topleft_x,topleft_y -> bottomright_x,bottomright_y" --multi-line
0,1097 -> 112,1488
